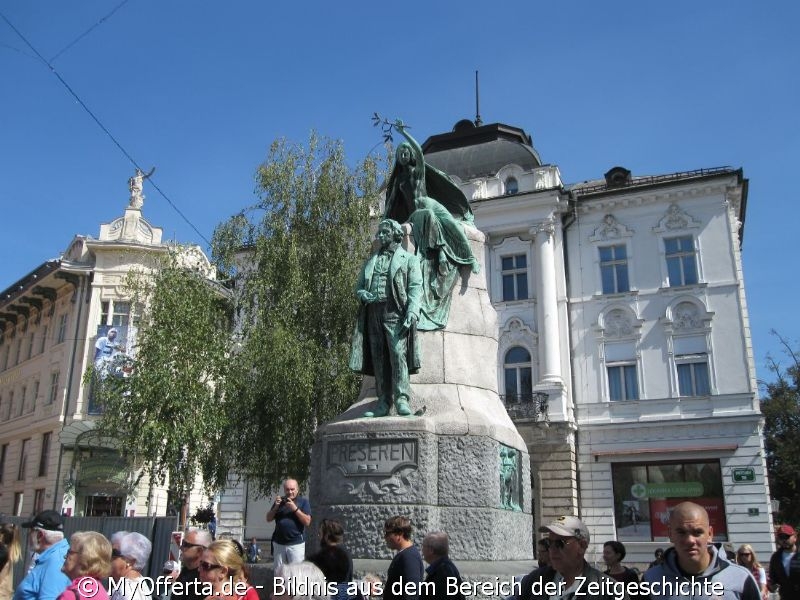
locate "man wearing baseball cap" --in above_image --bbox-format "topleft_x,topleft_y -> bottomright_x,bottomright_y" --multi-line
13,511 -> 70,600
517,515 -> 622,600
769,523 -> 800,600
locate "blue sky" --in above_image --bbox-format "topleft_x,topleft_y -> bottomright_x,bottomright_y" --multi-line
1,1 -> 797,386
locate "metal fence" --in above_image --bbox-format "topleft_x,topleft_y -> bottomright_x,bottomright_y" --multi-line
6,514 -> 178,589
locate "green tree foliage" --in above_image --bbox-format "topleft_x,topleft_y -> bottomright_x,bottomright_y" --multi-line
212,134 -> 380,495
88,249 -> 233,503
761,331 -> 800,525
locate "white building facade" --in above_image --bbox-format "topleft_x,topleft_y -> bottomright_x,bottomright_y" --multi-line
0,175 -> 211,518
420,120 -> 772,563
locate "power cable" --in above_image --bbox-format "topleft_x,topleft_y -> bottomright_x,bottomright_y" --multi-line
0,10 -> 212,248
49,0 -> 130,63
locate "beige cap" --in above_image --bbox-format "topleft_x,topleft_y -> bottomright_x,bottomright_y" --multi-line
539,515 -> 590,542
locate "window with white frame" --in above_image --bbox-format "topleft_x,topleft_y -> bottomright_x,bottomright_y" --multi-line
33,488 -> 45,514
100,301 -> 110,325
31,380 -> 39,412
56,313 -> 68,344
607,363 -> 639,401
111,301 -> 131,327
503,346 -> 533,402
501,255 -> 528,302
38,432 -> 51,477
664,236 -> 698,286
604,340 -> 640,401
48,371 -> 60,405
676,354 -> 710,396
599,245 -> 630,294
18,438 -> 29,480
671,333 -> 711,397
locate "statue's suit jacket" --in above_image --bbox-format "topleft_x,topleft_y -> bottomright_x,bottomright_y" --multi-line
349,245 -> 422,376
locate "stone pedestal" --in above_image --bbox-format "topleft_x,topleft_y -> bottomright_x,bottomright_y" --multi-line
309,225 -> 533,563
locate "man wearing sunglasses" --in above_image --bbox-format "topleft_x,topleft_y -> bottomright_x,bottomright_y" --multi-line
518,516 -> 619,600
13,510 -> 70,600
768,524 -> 800,600
172,528 -> 212,600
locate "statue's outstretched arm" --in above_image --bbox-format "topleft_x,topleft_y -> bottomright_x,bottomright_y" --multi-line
395,120 -> 425,169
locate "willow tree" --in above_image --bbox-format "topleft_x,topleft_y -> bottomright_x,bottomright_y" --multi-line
88,248 -> 233,512
212,134 -> 380,494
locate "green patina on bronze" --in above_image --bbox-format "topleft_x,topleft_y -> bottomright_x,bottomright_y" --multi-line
384,120 -> 479,331
500,444 -> 522,511
351,119 -> 479,418
350,219 -> 422,417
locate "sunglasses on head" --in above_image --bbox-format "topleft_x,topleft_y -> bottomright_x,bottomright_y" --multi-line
199,561 -> 222,572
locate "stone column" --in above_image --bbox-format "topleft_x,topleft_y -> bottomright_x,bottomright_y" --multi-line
531,218 -> 562,385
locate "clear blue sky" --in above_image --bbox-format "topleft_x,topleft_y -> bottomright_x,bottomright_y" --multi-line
1,1 -> 797,386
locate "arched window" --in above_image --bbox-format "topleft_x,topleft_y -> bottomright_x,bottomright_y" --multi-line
505,176 -> 519,195
504,346 -> 532,402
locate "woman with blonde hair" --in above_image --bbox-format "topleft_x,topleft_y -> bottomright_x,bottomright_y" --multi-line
736,544 -> 768,599
0,522 -> 22,600
198,540 -> 258,600
59,531 -> 112,600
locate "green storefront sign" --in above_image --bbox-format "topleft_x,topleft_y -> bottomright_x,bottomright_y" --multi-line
631,481 -> 703,499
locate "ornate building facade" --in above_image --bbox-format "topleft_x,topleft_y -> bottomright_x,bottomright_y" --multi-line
0,173 -> 211,517
420,119 -> 770,563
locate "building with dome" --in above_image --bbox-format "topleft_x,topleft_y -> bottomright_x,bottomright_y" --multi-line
421,118 -> 770,562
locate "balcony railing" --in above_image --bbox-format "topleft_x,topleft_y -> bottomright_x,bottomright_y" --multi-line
501,392 -> 549,423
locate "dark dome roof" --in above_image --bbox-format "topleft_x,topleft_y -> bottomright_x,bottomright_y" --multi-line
422,122 -> 541,181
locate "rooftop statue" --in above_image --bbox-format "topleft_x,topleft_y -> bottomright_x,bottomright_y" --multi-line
128,167 -> 154,209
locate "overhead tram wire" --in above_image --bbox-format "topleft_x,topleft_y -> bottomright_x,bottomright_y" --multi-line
49,0 -> 130,63
0,11 -> 212,248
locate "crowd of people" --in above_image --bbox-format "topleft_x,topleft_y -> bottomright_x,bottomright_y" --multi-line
2,483 -> 798,600
0,510 -> 259,600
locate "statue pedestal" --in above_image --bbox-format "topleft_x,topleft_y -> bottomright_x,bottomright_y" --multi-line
309,225 -> 533,563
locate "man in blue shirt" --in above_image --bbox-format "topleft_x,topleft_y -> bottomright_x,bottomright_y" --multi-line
266,478 -> 311,569
14,510 -> 70,600
384,516 -> 423,600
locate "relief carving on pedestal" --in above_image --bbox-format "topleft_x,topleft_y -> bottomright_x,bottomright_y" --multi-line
327,439 -> 418,498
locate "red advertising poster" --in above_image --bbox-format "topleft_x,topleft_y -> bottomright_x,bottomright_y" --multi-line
649,497 -> 727,538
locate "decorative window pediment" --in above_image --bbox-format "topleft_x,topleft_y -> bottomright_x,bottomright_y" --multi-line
653,203 -> 701,233
590,214 -> 634,242
596,306 -> 643,340
662,297 -> 713,332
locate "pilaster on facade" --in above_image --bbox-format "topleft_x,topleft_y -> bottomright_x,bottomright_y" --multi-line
518,422 -> 578,535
